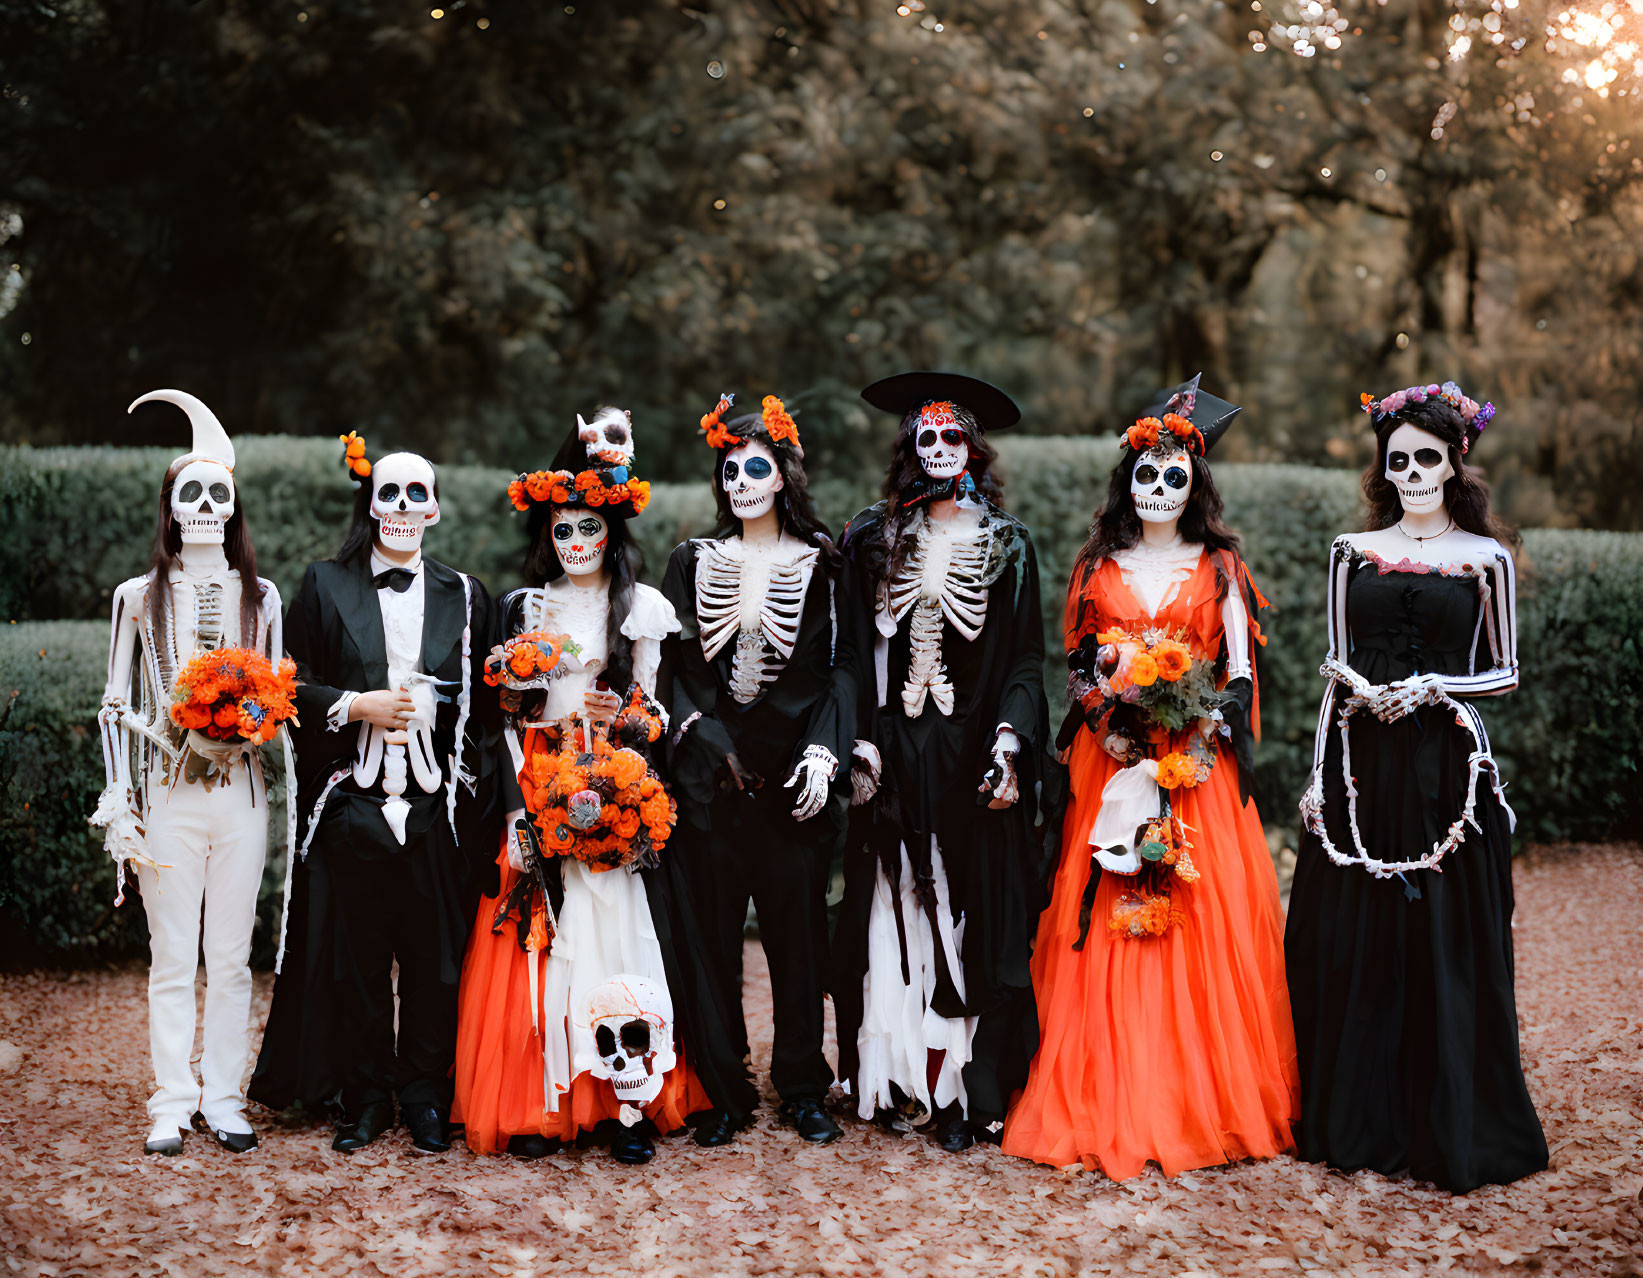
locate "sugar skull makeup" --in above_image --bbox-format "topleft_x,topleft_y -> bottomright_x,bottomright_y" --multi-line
552,508 -> 608,575
915,401 -> 969,480
1384,422 -> 1454,517
1131,447 -> 1192,523
722,439 -> 784,520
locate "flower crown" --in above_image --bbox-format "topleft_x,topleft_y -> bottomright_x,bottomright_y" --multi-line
1361,381 -> 1496,452
339,431 -> 372,479
508,465 -> 652,516
699,392 -> 802,453
1122,413 -> 1203,457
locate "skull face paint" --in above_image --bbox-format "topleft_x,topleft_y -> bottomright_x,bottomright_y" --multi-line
370,452 -> 440,554
722,439 -> 784,520
914,401 -> 969,480
577,406 -> 635,466
1131,447 -> 1192,524
582,974 -> 677,1115
1384,422 -> 1454,517
170,458 -> 236,545
552,507 -> 608,576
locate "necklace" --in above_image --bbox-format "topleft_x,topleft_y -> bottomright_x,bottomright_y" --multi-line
1396,518 -> 1454,544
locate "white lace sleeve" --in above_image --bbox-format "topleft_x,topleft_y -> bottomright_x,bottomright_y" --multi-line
621,583 -> 681,642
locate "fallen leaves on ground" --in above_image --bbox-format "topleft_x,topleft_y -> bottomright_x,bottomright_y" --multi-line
1,844 -> 1639,1277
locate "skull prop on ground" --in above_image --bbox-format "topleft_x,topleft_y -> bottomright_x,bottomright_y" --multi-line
552,508 -> 608,576
1132,446 -> 1192,524
580,974 -> 675,1124
914,402 -> 968,479
577,407 -> 634,467
722,439 -> 784,519
1384,422 -> 1454,517
371,453 -> 440,554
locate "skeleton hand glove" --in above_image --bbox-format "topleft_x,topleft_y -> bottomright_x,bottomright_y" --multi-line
978,726 -> 1022,808
784,745 -> 837,822
850,740 -> 882,806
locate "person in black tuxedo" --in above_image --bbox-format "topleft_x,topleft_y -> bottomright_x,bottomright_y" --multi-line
250,437 -> 520,1155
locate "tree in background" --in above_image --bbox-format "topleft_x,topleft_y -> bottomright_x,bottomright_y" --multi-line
0,0 -> 1638,528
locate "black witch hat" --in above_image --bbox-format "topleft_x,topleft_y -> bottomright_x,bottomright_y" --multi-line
1135,373 -> 1241,456
860,370 -> 1022,433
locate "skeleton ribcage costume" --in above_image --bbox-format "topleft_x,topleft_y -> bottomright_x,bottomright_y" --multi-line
693,538 -> 820,704
877,510 -> 1000,717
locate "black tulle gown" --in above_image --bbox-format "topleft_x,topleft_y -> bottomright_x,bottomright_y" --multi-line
1285,544 -> 1548,1193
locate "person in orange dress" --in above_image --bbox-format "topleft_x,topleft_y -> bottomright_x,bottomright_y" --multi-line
452,410 -> 712,1164
1001,377 -> 1298,1177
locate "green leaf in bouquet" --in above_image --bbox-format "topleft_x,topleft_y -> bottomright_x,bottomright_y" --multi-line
1140,840 -> 1167,861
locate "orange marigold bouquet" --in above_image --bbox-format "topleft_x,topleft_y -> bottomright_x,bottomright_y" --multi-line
519,685 -> 674,873
484,631 -> 582,690
168,647 -> 299,746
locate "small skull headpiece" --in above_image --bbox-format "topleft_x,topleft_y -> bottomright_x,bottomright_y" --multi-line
578,406 -> 635,466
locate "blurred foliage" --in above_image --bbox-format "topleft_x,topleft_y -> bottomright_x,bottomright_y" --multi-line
1,0 -> 1639,528
3,439 -> 1636,962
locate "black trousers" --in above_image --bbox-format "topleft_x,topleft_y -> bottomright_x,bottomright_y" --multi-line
678,788 -> 839,1106
314,815 -> 468,1118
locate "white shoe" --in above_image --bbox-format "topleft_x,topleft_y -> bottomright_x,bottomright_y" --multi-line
145,1121 -> 185,1156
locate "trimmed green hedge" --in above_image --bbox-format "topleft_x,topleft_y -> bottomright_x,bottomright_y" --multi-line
2,442 -> 1638,961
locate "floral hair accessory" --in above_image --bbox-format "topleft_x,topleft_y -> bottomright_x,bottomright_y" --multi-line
1122,412 -> 1204,456
508,468 -> 651,518
339,431 -> 372,479
700,392 -> 741,450
761,395 -> 802,452
1361,380 -> 1496,452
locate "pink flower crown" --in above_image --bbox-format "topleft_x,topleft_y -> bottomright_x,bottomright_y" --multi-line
1360,381 -> 1496,452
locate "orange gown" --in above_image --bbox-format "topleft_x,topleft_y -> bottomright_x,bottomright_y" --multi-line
1001,550 -> 1298,1177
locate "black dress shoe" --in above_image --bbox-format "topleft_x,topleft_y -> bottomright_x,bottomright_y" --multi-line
192,1112 -> 259,1154
332,1101 -> 395,1153
607,1121 -> 654,1165
932,1105 -> 973,1153
507,1133 -> 562,1159
691,1109 -> 738,1148
144,1131 -> 184,1156
403,1105 -> 452,1155
780,1097 -> 842,1145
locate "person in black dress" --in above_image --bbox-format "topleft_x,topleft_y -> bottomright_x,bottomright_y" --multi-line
656,394 -> 858,1147
1287,382 -> 1548,1193
251,437 -> 519,1156
831,372 -> 1049,1153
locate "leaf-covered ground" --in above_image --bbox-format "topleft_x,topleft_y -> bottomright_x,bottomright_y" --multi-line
1,843 -> 1639,1277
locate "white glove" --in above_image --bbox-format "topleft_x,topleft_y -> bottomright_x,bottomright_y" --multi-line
1365,673 -> 1443,723
785,746 -> 837,822
979,727 -> 1021,809
89,785 -> 159,870
850,740 -> 882,806
505,808 -> 529,872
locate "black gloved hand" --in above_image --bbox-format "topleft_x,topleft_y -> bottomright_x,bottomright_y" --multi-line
1220,676 -> 1256,807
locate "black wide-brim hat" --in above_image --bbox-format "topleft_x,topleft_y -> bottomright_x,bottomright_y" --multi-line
861,371 -> 1021,432
1141,374 -> 1241,455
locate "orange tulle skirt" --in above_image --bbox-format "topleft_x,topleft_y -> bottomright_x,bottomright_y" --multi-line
452,847 -> 711,1154
1001,733 -> 1299,1177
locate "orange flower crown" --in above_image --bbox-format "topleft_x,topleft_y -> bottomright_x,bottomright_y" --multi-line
699,391 -> 803,455
1122,412 -> 1204,457
339,431 -> 372,480
507,466 -> 651,518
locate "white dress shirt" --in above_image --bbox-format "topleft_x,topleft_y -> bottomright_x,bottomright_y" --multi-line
326,548 -> 427,730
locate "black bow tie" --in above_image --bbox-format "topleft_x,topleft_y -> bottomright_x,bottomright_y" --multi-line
373,567 -> 417,594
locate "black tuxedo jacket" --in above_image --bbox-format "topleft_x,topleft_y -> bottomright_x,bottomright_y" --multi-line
285,554 -> 520,861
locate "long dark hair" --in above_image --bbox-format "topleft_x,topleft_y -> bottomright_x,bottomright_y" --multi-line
523,503 -> 641,692
708,412 -> 841,570
147,458 -> 266,645
1073,448 -> 1242,579
857,404 -> 1004,584
1362,399 -> 1519,554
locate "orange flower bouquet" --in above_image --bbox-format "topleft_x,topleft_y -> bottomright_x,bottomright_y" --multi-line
484,631 -> 582,691
169,647 -> 299,746
518,685 -> 674,873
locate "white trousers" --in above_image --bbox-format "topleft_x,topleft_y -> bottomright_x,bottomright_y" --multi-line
134,760 -> 267,1128
855,838 -> 978,1120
